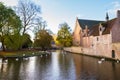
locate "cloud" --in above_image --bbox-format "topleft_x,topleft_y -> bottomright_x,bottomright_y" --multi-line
107,1 -> 120,16
0,0 -> 18,6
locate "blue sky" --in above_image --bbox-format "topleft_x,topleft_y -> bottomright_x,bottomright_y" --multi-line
37,0 -> 120,33
0,0 -> 120,35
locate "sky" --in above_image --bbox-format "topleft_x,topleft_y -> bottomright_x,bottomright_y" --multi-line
0,0 -> 120,36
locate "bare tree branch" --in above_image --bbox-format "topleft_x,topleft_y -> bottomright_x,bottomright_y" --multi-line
16,0 -> 41,35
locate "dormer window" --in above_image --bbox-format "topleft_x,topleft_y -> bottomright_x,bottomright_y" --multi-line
99,23 -> 105,35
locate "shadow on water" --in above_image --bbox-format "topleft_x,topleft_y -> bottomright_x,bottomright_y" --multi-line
0,50 -> 120,80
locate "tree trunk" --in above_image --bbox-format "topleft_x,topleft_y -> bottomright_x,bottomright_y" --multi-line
1,41 -> 5,51
1,36 -> 5,51
22,27 -> 26,35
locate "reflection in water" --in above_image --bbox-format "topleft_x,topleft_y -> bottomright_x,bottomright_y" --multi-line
51,51 -> 60,79
73,54 -> 120,80
27,57 -> 36,79
0,51 -> 120,80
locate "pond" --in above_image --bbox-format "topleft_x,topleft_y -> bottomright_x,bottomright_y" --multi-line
0,50 -> 120,80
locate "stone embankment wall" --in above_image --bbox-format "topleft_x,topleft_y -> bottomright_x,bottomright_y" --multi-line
64,45 -> 120,59
64,47 -> 111,57
64,47 -> 82,54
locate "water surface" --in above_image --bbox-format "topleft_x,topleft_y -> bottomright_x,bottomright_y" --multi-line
0,50 -> 120,80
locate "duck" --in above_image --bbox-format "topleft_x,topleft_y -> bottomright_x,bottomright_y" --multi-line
23,54 -> 25,56
117,60 -> 119,63
101,58 -> 105,61
16,58 -> 19,61
98,60 -> 102,64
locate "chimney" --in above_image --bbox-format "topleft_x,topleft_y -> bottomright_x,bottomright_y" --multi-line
117,10 -> 120,18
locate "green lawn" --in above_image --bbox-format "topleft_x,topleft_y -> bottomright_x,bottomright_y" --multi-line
0,50 -> 47,58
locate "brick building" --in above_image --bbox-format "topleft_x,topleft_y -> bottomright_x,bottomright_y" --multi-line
73,10 -> 120,59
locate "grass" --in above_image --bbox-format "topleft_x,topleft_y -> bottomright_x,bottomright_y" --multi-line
0,50 -> 48,58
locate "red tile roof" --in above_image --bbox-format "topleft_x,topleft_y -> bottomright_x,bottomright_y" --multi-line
89,18 -> 117,36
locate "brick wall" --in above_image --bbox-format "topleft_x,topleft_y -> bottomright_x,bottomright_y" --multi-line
112,43 -> 120,59
64,47 -> 83,53
73,19 -> 82,46
64,34 -> 120,59
111,11 -> 120,43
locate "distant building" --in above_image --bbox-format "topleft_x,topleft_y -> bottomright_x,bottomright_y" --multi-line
73,10 -> 120,59
51,34 -> 60,48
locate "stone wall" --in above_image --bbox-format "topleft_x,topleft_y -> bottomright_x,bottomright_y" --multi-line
112,43 -> 120,59
111,11 -> 120,43
92,34 -> 112,58
73,19 -> 81,46
64,47 -> 83,54
64,44 -> 120,59
73,18 -> 84,46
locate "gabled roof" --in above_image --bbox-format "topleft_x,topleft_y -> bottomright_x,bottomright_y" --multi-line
89,18 -> 117,36
78,19 -> 104,29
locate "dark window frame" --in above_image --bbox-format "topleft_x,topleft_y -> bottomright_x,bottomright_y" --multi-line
97,37 -> 99,41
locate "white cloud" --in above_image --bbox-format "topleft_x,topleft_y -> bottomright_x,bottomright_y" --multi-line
0,0 -> 18,6
107,1 -> 120,16
112,1 -> 120,8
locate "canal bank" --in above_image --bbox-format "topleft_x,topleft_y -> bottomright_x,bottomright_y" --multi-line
0,50 -> 52,58
64,47 -> 120,61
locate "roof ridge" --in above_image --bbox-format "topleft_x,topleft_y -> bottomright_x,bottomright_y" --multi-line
78,19 -> 104,29
78,19 -> 104,22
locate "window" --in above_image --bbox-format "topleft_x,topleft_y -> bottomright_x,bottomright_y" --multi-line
92,44 -> 94,47
97,37 -> 99,41
100,27 -> 102,31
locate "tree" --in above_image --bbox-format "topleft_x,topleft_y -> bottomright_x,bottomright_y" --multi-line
33,18 -> 53,50
34,19 -> 47,34
21,33 -> 32,49
34,18 -> 53,35
4,33 -> 22,50
57,22 -> 72,47
4,33 -> 32,50
34,30 -> 53,50
15,0 -> 41,35
0,2 -> 21,51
